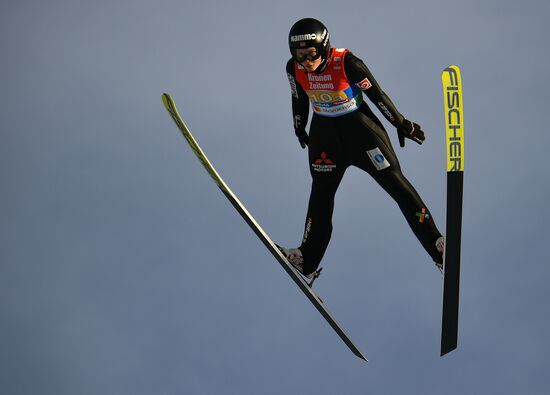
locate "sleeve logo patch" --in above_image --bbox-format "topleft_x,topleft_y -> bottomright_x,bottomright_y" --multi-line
287,73 -> 298,99
355,77 -> 372,90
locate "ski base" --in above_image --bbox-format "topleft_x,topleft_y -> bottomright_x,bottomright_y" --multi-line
441,171 -> 463,355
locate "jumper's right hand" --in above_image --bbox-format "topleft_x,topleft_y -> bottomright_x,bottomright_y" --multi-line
295,128 -> 309,149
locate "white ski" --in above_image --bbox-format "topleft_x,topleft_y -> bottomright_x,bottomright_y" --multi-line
162,93 -> 367,362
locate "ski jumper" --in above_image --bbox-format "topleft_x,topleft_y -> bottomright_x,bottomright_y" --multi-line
286,48 -> 442,274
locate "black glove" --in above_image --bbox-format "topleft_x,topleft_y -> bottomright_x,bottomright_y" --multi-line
397,119 -> 425,147
295,128 -> 309,149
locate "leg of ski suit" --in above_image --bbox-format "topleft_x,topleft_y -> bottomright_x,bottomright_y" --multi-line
299,103 -> 442,274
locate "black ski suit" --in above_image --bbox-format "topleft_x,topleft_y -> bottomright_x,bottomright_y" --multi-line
286,49 -> 442,274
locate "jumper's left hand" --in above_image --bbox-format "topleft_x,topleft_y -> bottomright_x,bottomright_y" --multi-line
397,119 -> 425,147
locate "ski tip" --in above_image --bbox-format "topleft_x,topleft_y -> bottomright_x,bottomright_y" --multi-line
443,65 -> 461,73
162,93 -> 178,115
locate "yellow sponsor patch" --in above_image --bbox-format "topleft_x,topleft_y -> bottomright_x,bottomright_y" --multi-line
306,90 -> 349,105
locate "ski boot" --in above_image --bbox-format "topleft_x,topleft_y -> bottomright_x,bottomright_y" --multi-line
276,245 -> 315,280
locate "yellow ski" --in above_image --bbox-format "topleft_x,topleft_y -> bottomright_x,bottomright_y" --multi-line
441,65 -> 464,356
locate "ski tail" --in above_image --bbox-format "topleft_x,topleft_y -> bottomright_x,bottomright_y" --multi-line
440,65 -> 464,356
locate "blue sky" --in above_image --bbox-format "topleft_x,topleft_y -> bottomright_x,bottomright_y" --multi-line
1,0 -> 549,394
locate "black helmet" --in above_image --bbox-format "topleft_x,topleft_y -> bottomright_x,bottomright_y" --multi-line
288,18 -> 331,61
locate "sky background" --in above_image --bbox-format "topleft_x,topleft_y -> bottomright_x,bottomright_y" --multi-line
1,0 -> 549,394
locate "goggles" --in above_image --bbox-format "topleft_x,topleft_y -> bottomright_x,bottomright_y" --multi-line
292,48 -> 322,62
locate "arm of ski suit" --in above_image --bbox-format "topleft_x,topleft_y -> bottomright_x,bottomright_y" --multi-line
344,52 -> 425,147
286,59 -> 310,149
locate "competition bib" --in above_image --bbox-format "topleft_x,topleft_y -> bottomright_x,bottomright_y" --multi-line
295,48 -> 362,117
